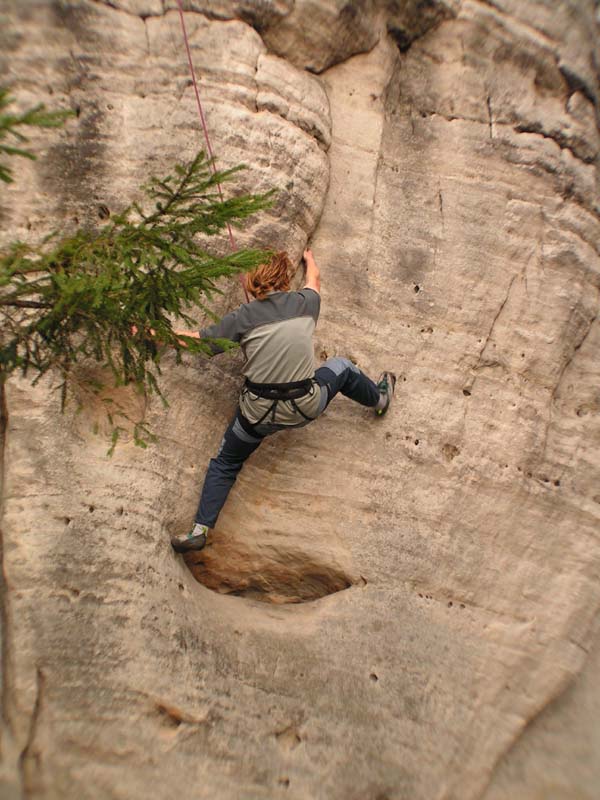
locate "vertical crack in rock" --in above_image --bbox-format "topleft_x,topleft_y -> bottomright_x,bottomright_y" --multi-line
486,94 -> 494,139
0,382 -> 12,744
550,311 -> 598,406
466,272 -> 520,391
143,15 -> 150,54
540,308 -> 599,463
364,48 -> 400,282
18,667 -> 44,799
0,380 -> 13,746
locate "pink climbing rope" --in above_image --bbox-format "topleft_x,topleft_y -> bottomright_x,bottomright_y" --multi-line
175,0 -> 250,302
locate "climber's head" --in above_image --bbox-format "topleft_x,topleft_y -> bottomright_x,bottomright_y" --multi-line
246,251 -> 292,300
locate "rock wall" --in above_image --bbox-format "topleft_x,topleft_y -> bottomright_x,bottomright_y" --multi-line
0,1 -> 599,799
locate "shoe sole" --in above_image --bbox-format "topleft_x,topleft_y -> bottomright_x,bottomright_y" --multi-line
375,372 -> 396,416
171,536 -> 207,553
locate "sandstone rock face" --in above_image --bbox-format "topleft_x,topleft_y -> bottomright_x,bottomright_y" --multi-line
1,2 -> 599,800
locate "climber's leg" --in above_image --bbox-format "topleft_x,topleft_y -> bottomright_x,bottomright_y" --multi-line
195,411 -> 265,527
314,356 -> 381,409
171,410 -> 265,553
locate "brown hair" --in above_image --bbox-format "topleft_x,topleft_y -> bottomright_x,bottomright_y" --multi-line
246,251 -> 292,300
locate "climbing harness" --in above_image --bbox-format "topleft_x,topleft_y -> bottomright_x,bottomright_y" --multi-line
243,379 -> 317,424
175,0 -> 250,303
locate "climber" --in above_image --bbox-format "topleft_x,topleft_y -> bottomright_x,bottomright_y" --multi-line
170,249 -> 396,553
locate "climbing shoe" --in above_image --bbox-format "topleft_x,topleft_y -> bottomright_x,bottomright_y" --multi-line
375,372 -> 396,416
171,523 -> 208,553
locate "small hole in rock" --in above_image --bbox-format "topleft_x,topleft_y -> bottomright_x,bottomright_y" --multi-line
554,479 -> 560,487
414,439 -> 419,445
178,583 -> 185,591
447,601 -> 453,607
442,444 -> 460,462
75,105 -> 81,117
88,505 -> 95,513
463,389 -> 471,396
98,204 -> 110,220
64,517 -> 71,525
460,603 -> 465,609
156,703 -> 183,728
117,507 -> 124,516
414,284 -> 420,293
279,778 -> 290,788
370,673 -> 379,682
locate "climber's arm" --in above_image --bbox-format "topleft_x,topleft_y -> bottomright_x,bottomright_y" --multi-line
171,329 -> 200,346
136,308 -> 243,354
303,248 -> 320,294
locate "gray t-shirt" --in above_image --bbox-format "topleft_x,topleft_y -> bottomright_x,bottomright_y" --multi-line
201,289 -> 324,425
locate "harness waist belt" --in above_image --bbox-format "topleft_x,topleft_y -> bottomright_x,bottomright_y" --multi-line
244,378 -> 313,401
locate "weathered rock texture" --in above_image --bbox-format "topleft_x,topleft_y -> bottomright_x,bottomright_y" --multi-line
0,1 -> 599,799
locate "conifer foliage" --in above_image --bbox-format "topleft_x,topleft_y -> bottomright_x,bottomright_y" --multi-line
0,88 -> 73,183
0,91 -> 274,448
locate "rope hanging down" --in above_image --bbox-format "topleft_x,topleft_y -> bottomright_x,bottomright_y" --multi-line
175,0 -> 250,302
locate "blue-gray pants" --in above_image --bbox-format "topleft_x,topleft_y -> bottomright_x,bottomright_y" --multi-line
194,358 -> 380,528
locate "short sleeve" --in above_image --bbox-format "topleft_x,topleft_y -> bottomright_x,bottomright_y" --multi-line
298,287 -> 321,322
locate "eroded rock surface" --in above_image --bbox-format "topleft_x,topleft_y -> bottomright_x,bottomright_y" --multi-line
0,1 -> 599,799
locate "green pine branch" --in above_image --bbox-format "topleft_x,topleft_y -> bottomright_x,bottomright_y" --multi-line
0,148 -> 274,449
0,87 -> 74,183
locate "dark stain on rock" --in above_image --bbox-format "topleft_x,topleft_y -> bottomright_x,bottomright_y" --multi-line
387,0 -> 456,54
442,443 -> 460,461
50,0 -> 108,48
388,25 -> 413,53
37,3 -> 112,223
42,99 -> 107,223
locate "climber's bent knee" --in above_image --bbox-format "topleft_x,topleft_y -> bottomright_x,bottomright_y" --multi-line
315,358 -> 379,409
321,356 -> 359,377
